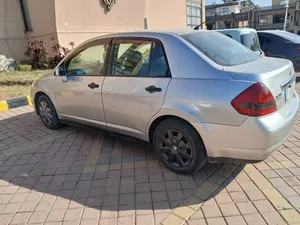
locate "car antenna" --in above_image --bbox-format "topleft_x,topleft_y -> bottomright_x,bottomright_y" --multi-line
194,17 -> 211,30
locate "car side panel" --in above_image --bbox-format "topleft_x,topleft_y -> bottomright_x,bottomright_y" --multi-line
30,72 -> 58,114
159,79 -> 252,125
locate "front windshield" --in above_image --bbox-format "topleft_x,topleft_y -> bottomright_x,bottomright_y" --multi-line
181,31 -> 260,66
241,32 -> 261,51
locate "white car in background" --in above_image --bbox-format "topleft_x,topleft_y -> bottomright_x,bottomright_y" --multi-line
217,28 -> 265,56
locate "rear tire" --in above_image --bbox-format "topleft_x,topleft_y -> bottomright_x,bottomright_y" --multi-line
153,118 -> 207,173
37,95 -> 62,130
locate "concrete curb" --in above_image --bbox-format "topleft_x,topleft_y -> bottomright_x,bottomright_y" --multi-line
0,96 -> 32,111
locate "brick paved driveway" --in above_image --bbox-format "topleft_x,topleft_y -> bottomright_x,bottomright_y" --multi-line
0,82 -> 299,225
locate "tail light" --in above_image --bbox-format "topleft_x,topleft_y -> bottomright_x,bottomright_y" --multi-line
296,46 -> 300,51
231,82 -> 276,117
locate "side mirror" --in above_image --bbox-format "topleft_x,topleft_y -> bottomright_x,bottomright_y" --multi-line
55,66 -> 65,76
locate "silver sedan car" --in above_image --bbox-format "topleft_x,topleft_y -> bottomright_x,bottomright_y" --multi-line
30,29 -> 299,173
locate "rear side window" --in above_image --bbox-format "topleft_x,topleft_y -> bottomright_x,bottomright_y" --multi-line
241,32 -> 261,51
182,31 -> 260,66
110,40 -> 170,77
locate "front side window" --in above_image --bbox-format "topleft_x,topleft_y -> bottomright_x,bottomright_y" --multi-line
110,41 -> 169,77
65,44 -> 109,76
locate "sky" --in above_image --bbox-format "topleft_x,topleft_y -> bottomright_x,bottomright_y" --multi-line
206,0 -> 272,7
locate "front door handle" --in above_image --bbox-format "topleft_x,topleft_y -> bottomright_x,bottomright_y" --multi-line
145,85 -> 162,93
88,82 -> 100,89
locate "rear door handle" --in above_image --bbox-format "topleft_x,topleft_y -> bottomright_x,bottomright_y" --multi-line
145,85 -> 162,93
88,82 -> 99,89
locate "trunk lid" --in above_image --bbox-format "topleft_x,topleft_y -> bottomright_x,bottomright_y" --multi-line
223,57 -> 296,113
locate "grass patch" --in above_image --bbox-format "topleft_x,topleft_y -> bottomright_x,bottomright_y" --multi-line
0,64 -> 51,100
0,85 -> 32,100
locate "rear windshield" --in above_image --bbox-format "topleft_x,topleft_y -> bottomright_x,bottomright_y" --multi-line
241,32 -> 261,51
181,31 -> 260,66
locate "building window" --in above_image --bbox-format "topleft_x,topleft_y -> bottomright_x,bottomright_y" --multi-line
219,7 -> 229,15
273,14 -> 285,24
19,0 -> 32,31
187,1 -> 202,29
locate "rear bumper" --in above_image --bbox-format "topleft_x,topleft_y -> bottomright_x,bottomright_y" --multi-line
192,91 -> 299,163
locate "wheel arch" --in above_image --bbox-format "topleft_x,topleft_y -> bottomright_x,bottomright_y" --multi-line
147,114 -> 204,145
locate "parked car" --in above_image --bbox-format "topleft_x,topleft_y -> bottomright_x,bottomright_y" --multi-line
30,29 -> 299,173
217,28 -> 264,55
258,30 -> 300,72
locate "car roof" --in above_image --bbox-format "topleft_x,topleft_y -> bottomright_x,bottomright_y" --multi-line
258,30 -> 288,34
87,29 -> 210,42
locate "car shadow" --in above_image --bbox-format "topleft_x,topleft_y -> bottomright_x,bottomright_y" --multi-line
296,76 -> 300,83
0,109 -> 242,220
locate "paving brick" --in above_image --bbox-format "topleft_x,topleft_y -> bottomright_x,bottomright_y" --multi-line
136,192 -> 152,204
219,203 -> 240,216
0,214 -> 14,224
118,216 -> 135,225
63,208 -> 82,221
206,217 -> 226,225
253,200 -> 276,213
244,214 -> 267,225
167,190 -> 185,201
27,211 -> 48,224
280,209 -> 300,224
165,181 -> 182,191
10,212 -> 31,224
173,205 -> 195,220
80,220 -> 97,225
201,204 -> 222,218
136,202 -> 153,215
225,216 -> 247,225
277,186 -> 298,197
99,218 -> 116,225
46,209 -> 66,222
152,191 -> 168,202
17,200 -> 38,212
287,196 -> 300,208
161,213 -> 185,225
1,202 -> 21,214
0,194 -> 13,204
214,193 -> 233,204
269,178 -> 288,187
262,212 -> 287,225
188,219 -> 207,225
236,202 -> 257,215
229,192 -> 248,203
153,201 -> 171,215
136,183 -> 150,193
189,209 -> 204,220
136,214 -> 154,225
81,207 -> 100,220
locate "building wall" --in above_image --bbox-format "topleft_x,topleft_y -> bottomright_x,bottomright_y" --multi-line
55,0 -> 146,48
26,0 -> 57,57
0,0 -> 56,61
216,4 -> 240,15
0,0 -> 27,60
1,0 -> 189,60
55,0 -> 188,48
146,0 -> 187,29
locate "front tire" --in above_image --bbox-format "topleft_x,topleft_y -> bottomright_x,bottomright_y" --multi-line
153,118 -> 207,173
37,95 -> 62,130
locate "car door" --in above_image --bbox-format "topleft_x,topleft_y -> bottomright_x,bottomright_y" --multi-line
102,37 -> 171,139
54,38 -> 110,127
